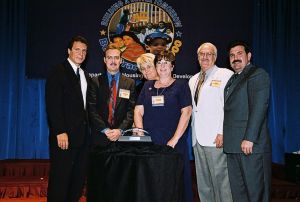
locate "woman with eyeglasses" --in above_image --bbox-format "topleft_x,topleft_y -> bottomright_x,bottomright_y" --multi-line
134,50 -> 193,202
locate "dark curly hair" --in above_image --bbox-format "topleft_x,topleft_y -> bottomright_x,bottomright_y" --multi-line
154,50 -> 175,66
227,40 -> 251,54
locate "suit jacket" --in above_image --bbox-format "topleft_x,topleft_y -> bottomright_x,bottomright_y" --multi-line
223,64 -> 271,153
45,60 -> 91,148
88,73 -> 136,146
189,66 -> 233,147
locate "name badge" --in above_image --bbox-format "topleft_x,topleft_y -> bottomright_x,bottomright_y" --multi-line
210,80 -> 221,87
119,89 -> 130,99
152,95 -> 164,107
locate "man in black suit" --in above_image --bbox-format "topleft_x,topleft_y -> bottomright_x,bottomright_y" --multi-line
223,41 -> 271,202
88,44 -> 135,146
45,36 -> 90,202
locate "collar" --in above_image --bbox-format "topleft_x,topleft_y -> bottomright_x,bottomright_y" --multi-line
67,58 -> 81,74
236,63 -> 252,74
201,65 -> 217,78
106,71 -> 120,80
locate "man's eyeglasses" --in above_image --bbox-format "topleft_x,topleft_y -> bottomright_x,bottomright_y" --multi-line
198,52 -> 215,58
106,56 -> 120,60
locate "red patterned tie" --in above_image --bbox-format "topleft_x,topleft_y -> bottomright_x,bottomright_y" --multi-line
108,75 -> 117,126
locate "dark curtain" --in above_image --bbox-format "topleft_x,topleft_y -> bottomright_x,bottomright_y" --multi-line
0,0 -> 299,164
0,0 -> 49,159
252,0 -> 300,163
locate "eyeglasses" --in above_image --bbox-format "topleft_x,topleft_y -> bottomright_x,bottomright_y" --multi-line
140,64 -> 154,72
156,60 -> 171,65
106,56 -> 120,60
198,52 -> 215,58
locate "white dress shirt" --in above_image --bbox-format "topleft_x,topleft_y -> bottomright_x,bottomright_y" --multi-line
68,58 -> 87,109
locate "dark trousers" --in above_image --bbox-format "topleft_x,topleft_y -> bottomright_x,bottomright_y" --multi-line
47,142 -> 89,202
227,153 -> 271,202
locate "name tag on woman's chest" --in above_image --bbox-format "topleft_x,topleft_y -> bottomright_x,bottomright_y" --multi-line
152,95 -> 165,107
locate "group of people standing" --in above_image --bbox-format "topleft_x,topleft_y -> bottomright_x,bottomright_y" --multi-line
45,35 -> 271,202
189,42 -> 271,202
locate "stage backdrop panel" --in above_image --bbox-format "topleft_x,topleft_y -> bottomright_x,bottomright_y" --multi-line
26,0 -> 252,79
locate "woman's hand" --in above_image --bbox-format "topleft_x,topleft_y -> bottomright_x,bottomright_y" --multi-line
167,137 -> 179,148
132,128 -> 145,136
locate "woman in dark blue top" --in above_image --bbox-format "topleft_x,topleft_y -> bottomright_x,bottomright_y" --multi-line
134,50 -> 193,202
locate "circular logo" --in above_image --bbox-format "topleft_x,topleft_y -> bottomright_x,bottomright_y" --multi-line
99,0 -> 183,79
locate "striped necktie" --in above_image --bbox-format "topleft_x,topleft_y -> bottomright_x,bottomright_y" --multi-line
194,72 -> 206,105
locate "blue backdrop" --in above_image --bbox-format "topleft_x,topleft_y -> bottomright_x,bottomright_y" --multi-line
0,0 -> 299,163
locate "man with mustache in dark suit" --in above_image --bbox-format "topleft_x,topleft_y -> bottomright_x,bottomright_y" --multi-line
88,43 -> 136,147
223,41 -> 271,202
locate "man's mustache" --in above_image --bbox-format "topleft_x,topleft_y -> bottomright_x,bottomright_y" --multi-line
110,63 -> 117,66
232,59 -> 242,64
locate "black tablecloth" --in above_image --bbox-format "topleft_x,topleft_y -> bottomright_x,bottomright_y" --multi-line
87,143 -> 184,202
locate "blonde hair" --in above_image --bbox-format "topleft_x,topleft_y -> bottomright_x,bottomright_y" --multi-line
136,53 -> 155,70
104,43 -> 121,56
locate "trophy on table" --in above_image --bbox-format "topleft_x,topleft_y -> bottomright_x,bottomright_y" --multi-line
118,128 -> 152,143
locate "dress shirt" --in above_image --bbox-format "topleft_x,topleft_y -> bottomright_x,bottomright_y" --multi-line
106,71 -> 120,89
68,58 -> 87,109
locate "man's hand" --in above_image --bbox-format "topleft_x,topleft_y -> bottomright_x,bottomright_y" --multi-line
105,129 -> 122,141
57,133 -> 69,150
241,140 -> 254,155
214,134 -> 223,148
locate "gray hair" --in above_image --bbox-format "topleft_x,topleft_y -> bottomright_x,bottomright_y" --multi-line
197,42 -> 217,58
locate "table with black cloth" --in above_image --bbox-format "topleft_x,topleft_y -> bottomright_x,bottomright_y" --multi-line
87,143 -> 184,202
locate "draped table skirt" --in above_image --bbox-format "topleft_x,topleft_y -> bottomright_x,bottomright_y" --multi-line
87,143 -> 184,202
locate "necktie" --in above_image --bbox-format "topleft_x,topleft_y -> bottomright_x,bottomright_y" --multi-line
194,72 -> 206,105
76,67 -> 80,82
225,73 -> 238,96
108,75 -> 117,126
77,67 -> 83,93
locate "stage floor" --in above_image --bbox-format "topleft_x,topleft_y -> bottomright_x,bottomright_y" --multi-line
1,160 -> 299,202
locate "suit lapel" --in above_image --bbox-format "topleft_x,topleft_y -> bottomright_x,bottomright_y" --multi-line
224,65 -> 252,103
115,75 -> 126,109
64,60 -> 84,107
98,74 -> 110,104
225,74 -> 243,102
83,70 -> 90,86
